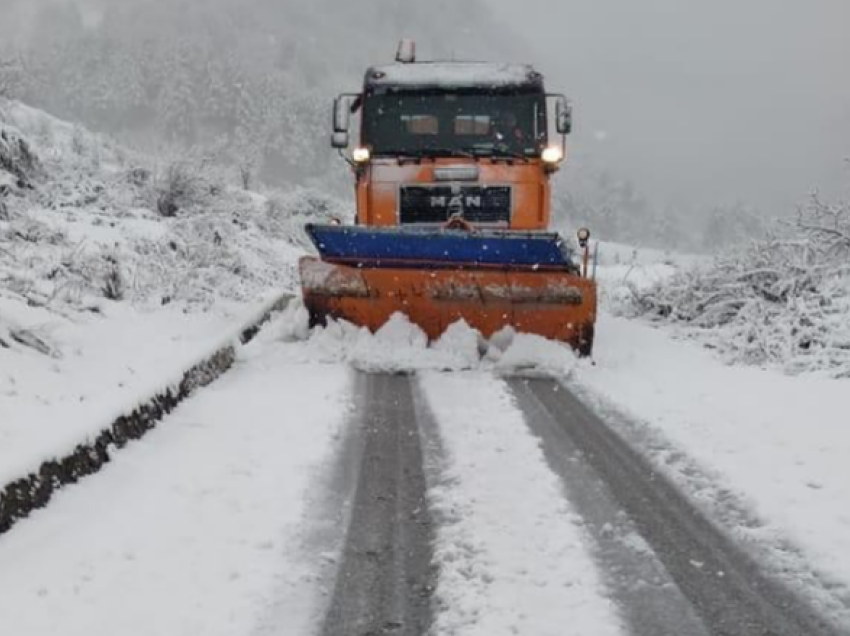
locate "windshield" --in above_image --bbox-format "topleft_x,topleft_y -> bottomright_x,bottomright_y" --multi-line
361,89 -> 547,158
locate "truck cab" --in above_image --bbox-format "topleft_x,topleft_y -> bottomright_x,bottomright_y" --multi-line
332,56 -> 572,231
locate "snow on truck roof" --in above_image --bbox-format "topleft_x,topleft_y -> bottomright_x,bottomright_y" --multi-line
364,62 -> 544,90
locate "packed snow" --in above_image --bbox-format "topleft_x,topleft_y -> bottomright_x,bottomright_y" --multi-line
0,333 -> 353,636
419,372 -> 624,636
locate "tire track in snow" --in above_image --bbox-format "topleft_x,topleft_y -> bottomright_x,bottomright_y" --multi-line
321,373 -> 436,636
511,377 -> 844,636
510,379 -> 710,636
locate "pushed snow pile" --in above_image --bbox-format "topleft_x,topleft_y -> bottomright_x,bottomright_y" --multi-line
430,320 -> 486,369
492,330 -> 579,378
279,309 -> 484,372
617,191 -> 850,377
350,314 -> 481,373
275,303 -> 577,377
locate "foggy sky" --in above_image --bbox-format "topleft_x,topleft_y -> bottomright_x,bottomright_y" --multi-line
4,0 -> 848,216
490,0 -> 850,215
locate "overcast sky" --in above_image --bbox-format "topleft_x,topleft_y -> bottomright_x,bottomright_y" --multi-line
5,0 -> 847,215
489,0 -> 850,214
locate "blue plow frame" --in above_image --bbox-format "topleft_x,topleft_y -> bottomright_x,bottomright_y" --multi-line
304,224 -> 578,272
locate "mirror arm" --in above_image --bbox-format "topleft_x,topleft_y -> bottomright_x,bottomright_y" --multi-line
338,147 -> 356,168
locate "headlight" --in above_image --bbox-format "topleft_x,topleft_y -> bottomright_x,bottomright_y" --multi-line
541,146 -> 564,164
352,147 -> 371,163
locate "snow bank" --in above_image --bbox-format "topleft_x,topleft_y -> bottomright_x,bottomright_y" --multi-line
1,98 -> 345,512
276,302 -> 579,378
0,339 -> 352,636
1,292 -> 289,535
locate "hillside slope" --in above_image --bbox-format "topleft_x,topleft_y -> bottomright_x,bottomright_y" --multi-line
1,98 -> 342,482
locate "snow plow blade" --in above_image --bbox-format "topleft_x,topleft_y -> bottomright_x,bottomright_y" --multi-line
299,225 -> 597,355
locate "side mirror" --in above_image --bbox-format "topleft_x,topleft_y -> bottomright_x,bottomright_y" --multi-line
333,95 -> 351,134
555,96 -> 572,135
331,96 -> 351,149
331,131 -> 350,149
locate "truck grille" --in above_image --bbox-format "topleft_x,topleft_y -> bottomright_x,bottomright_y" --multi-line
399,185 -> 511,224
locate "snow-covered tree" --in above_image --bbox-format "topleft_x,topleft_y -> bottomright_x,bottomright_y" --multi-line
619,172 -> 850,376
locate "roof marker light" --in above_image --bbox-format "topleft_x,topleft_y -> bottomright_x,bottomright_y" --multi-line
396,39 -> 416,64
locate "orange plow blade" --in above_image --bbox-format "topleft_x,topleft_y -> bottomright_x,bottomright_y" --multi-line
299,256 -> 597,355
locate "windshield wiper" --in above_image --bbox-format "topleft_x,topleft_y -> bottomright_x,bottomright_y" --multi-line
473,146 -> 530,161
371,150 -> 425,164
416,148 -> 475,158
373,148 -> 475,159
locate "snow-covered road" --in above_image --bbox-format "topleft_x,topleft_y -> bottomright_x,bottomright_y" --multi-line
2,310 -> 848,635
0,319 -> 628,636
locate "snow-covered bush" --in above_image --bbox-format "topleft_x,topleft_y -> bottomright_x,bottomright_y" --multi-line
152,161 -> 216,217
0,126 -> 40,188
618,188 -> 850,376
1,101 -> 350,320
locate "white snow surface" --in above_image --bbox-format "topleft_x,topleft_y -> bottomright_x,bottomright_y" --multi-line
0,295 -> 279,486
419,372 -> 624,636
0,332 -> 353,636
577,312 -> 850,603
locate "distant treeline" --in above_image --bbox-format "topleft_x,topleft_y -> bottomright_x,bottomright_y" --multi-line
2,0 -> 503,186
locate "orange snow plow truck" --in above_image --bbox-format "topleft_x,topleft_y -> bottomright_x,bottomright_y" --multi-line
299,41 -> 598,355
